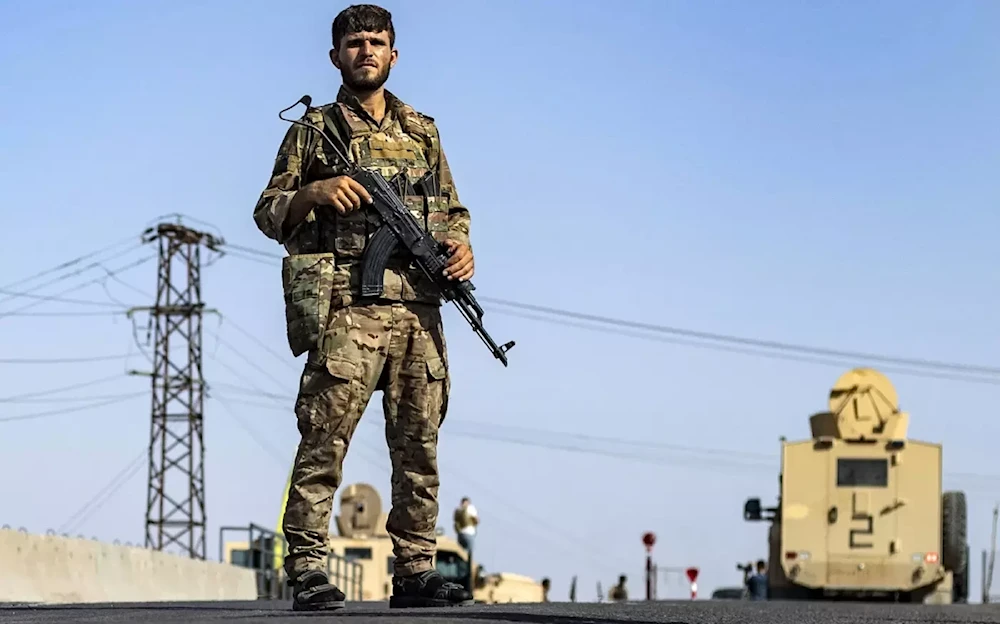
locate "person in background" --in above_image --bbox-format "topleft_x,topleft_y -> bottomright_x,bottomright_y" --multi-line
453,496 -> 479,553
609,574 -> 628,601
745,559 -> 768,600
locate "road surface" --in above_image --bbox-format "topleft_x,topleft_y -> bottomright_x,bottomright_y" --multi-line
3,600 -> 1000,623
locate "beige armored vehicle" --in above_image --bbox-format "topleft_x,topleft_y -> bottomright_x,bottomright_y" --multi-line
743,367 -> 968,603
223,481 -> 545,604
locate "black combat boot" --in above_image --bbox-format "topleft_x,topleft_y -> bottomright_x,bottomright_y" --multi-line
389,569 -> 475,608
291,569 -> 346,611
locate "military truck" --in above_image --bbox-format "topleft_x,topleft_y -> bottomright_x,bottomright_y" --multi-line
743,367 -> 968,603
223,481 -> 545,604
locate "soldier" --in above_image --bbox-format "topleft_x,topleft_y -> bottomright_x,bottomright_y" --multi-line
252,3 -> 475,612
453,496 -> 479,553
609,575 -> 628,602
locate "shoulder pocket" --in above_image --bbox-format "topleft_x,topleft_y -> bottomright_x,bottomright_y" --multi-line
424,197 -> 450,243
281,253 -> 335,357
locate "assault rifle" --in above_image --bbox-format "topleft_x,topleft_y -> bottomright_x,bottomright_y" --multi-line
278,95 -> 514,366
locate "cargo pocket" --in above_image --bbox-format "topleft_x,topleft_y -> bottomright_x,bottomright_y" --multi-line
295,354 -> 359,433
282,253 -> 335,357
425,355 -> 450,427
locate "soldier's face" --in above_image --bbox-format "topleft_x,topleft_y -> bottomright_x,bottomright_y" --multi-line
331,30 -> 397,92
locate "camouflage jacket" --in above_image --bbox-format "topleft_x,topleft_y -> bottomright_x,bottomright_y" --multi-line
253,86 -> 471,356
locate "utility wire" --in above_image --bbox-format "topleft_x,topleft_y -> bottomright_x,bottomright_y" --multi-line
57,448 -> 146,535
0,372 -> 128,402
0,393 -> 150,405
492,308 -> 1000,388
0,310 -> 129,318
63,456 -> 146,536
482,297 -> 1000,378
0,392 -> 145,423
0,290 -> 126,309
220,249 -> 278,267
207,330 -> 293,394
0,234 -> 140,291
0,255 -> 153,319
221,243 -> 283,260
215,245 -> 1000,384
211,396 -> 290,468
210,381 -> 291,402
0,243 -> 144,306
213,387 -> 1000,485
0,354 -> 133,364
215,313 -> 298,372
449,421 -> 774,461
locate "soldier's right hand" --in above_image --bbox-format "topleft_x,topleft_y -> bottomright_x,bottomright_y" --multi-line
306,176 -> 373,214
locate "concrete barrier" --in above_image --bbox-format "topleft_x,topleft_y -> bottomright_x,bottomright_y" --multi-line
0,528 -> 258,604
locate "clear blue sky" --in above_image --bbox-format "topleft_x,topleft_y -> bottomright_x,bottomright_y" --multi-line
1,0 -> 999,602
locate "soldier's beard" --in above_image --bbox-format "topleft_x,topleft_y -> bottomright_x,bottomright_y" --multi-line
342,63 -> 391,92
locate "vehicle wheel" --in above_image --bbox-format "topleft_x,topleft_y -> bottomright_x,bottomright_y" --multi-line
942,491 -> 968,603
953,544 -> 970,604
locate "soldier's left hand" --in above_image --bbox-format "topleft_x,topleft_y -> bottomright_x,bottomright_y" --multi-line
443,240 -> 474,281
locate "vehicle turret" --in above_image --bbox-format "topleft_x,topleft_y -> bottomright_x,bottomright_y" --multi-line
808,368 -> 908,442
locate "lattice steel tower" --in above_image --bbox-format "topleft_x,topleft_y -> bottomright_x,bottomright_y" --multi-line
137,221 -> 222,559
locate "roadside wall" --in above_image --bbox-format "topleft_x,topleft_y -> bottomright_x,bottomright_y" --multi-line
0,528 -> 257,603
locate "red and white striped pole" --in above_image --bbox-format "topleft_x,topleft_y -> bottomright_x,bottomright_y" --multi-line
685,567 -> 699,600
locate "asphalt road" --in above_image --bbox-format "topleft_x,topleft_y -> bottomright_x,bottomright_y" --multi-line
3,600 -> 1000,624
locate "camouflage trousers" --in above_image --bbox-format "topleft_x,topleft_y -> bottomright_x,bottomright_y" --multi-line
281,300 -> 450,580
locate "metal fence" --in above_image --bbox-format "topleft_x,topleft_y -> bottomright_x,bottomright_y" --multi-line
219,523 -> 363,601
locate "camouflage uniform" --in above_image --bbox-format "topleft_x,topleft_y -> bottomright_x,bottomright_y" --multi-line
253,86 -> 470,581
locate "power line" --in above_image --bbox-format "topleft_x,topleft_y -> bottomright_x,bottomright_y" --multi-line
211,396 -> 289,468
0,243 -> 144,306
0,392 -> 151,404
481,297 -> 1000,378
0,255 -> 153,319
216,312 -> 298,372
449,421 -> 773,460
209,388 -> 1000,485
0,354 -> 133,364
0,234 -> 140,291
220,243 -> 283,260
0,392 -> 146,423
490,308 -> 1000,388
208,381 -> 290,402
220,249 -> 277,267
210,330 -> 297,386
0,372 -> 130,402
214,244 -> 1000,384
204,321 -> 295,395
0,310 -> 129,318
0,290 -> 126,309
57,448 -> 147,535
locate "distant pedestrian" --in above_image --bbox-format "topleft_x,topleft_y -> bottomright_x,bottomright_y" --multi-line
609,574 -> 628,602
453,496 -> 479,553
745,560 -> 768,600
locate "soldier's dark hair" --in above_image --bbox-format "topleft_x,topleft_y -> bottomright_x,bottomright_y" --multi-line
332,4 -> 395,49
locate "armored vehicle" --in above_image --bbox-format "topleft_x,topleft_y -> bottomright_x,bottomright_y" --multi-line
743,367 -> 968,603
